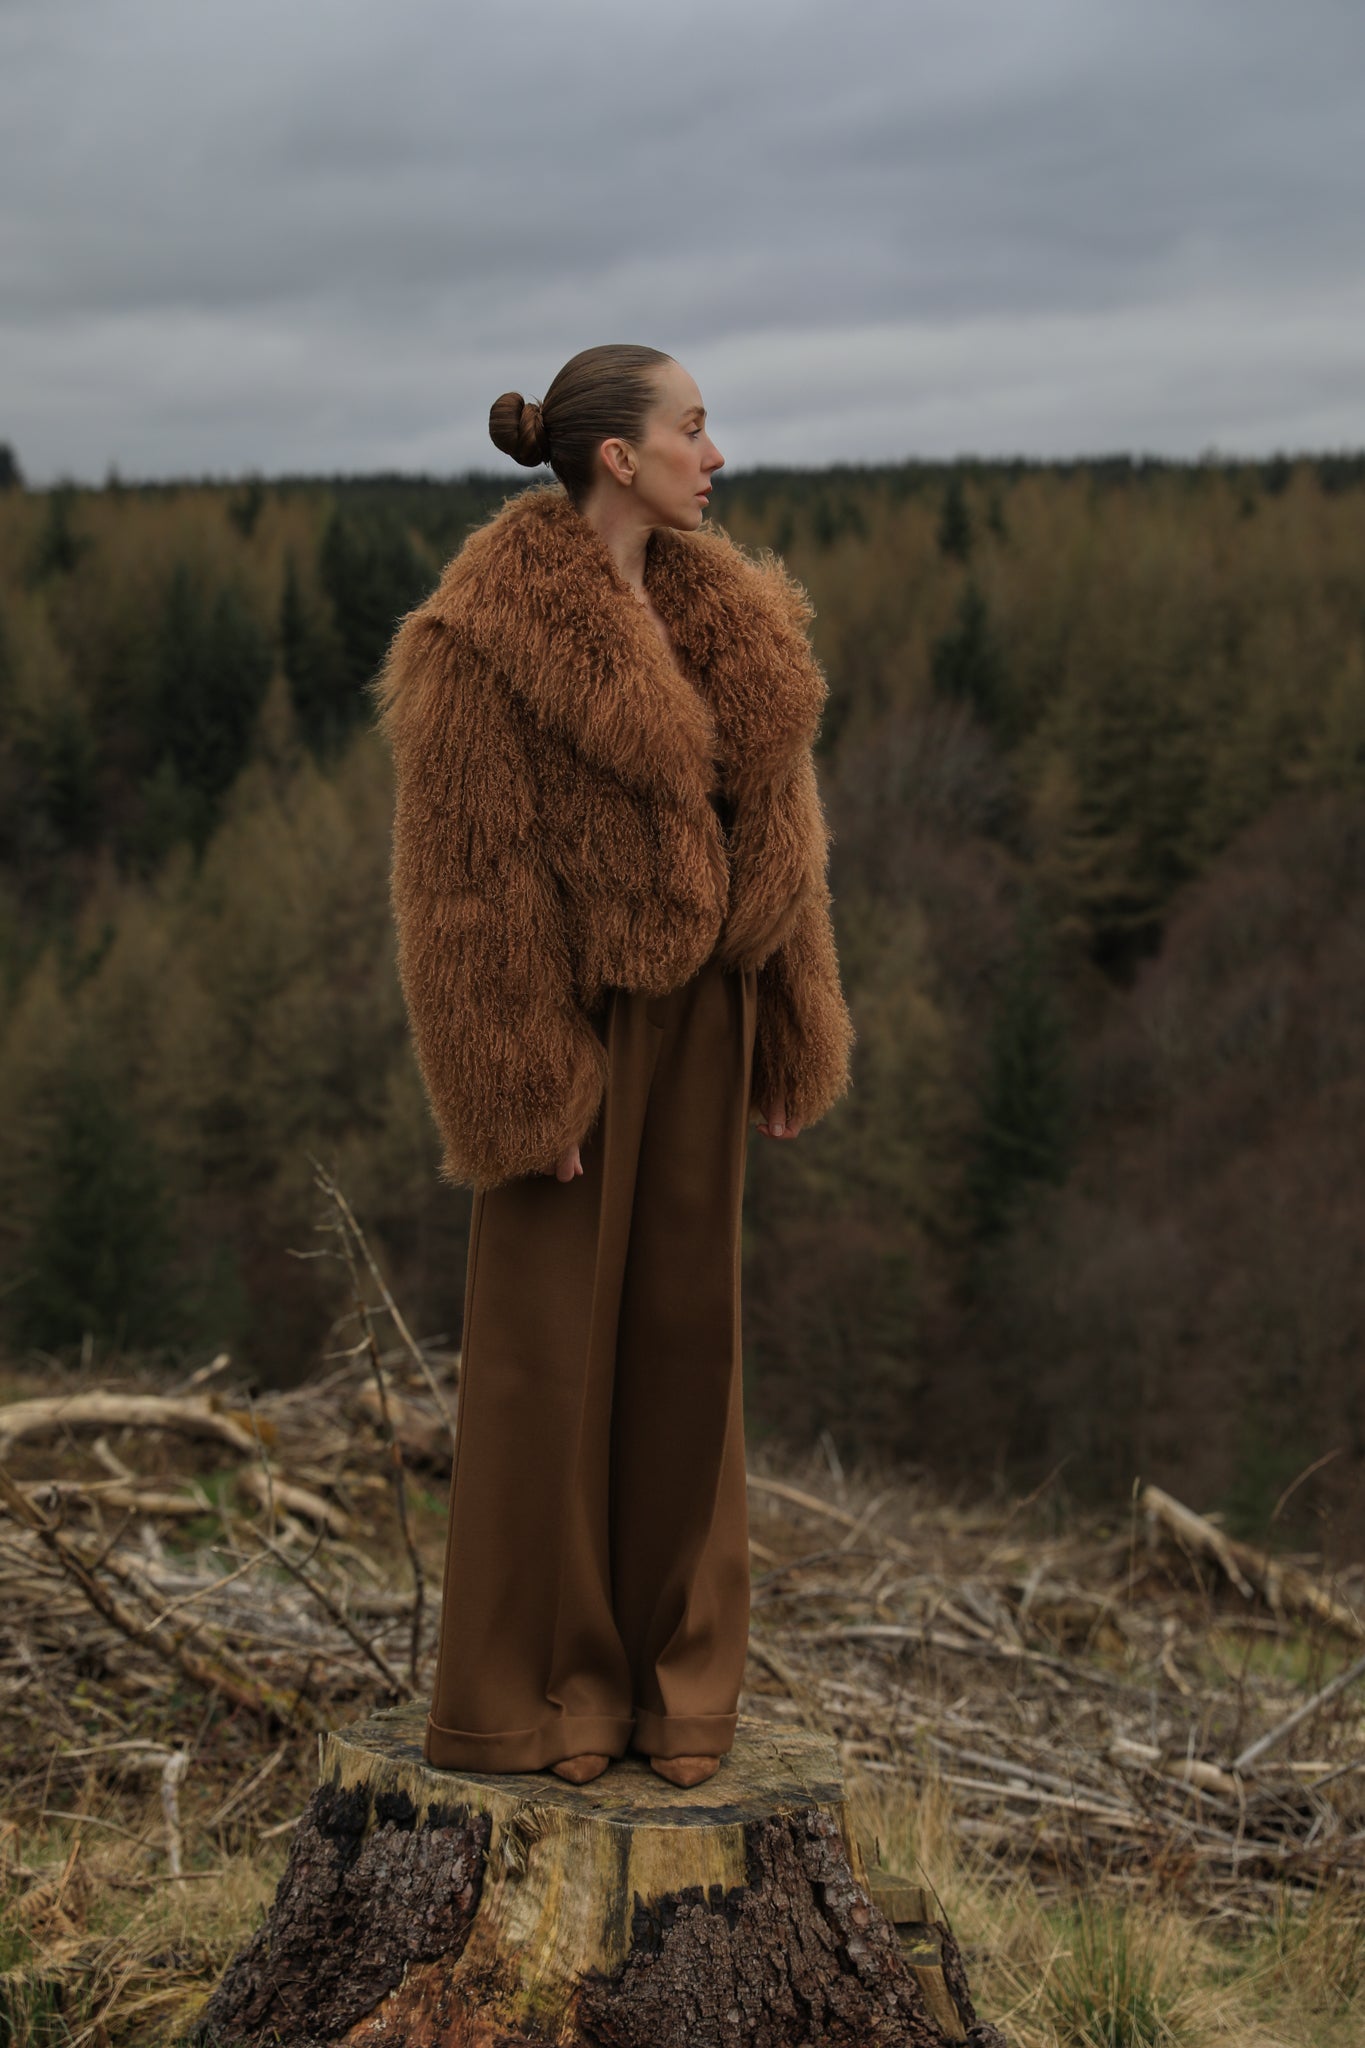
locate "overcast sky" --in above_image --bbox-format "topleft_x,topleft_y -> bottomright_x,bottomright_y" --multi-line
3,0 -> 1362,486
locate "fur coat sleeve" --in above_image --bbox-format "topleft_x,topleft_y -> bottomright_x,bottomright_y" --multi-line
379,610 -> 610,1190
748,741 -> 855,1137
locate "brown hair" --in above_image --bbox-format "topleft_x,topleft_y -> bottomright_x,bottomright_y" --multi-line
488,344 -> 675,508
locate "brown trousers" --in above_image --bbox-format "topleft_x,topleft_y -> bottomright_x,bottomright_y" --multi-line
424,947 -> 759,1772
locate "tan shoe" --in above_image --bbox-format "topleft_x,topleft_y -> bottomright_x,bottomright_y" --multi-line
649,1753 -> 720,1788
550,1752 -> 612,1784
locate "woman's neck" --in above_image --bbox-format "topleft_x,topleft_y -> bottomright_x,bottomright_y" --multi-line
577,492 -> 655,598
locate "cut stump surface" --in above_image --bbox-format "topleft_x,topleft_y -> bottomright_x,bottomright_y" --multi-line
191,1703 -> 1003,2048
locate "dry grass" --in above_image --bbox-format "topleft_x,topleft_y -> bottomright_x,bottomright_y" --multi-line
1,1179 -> 1362,2044
847,1763 -> 1365,2047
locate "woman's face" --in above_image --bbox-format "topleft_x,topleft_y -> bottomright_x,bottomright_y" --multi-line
610,359 -> 725,530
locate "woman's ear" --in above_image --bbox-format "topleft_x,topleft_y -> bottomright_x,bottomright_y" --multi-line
598,436 -> 637,489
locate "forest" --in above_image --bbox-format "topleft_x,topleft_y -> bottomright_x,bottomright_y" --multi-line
2,442 -> 1364,1547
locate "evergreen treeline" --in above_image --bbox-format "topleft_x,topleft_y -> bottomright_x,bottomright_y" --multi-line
2,453 -> 1364,1543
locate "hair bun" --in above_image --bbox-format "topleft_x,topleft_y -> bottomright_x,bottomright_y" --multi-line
489,391 -> 550,467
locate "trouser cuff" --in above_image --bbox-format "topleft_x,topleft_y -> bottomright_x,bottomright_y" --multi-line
424,1711 -> 636,1774
630,1707 -> 738,1759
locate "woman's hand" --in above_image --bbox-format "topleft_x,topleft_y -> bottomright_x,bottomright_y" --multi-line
757,1100 -> 803,1141
556,1142 -> 584,1181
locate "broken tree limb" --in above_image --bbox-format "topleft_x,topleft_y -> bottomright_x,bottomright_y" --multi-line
310,1157 -> 459,1449
17,1478 -> 213,1520
746,1472 -> 917,1557
0,1464 -> 318,1732
236,1465 -> 352,1537
1140,1484 -> 1365,1641
1232,1647 -> 1365,1775
0,1392 -> 260,1458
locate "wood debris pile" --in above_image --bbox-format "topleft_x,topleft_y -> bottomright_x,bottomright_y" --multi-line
0,1350 -> 450,1741
742,1470 -> 1365,1920
0,1174 -> 1361,1940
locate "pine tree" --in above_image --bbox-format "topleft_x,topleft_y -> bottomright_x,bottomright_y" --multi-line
280,552 -> 349,756
810,493 -> 840,550
29,696 -> 101,852
14,1059 -> 180,1351
968,896 -> 1074,1240
318,507 -> 430,711
937,474 -> 973,561
149,565 -> 274,848
27,487 -> 90,581
930,578 -> 1007,726
227,475 -> 267,538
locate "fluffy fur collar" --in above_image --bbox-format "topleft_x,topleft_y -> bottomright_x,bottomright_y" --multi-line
424,483 -> 827,808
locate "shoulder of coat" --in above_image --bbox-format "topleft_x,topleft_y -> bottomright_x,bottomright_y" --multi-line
415,485 -> 817,662
419,483 -> 564,615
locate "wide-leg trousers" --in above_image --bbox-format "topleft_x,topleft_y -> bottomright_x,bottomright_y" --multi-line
424,946 -> 760,1772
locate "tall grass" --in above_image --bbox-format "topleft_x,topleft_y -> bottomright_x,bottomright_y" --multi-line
1042,1899 -> 1194,2047
845,1752 -> 1362,2048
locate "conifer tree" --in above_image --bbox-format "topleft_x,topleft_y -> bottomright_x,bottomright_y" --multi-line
280,551 -> 348,757
937,474 -> 973,560
27,487 -> 90,581
319,507 -> 430,711
810,493 -> 840,550
149,565 -> 274,848
14,1058 -> 179,1351
28,696 -> 101,853
227,475 -> 266,538
968,894 -> 1073,1241
930,578 -> 1007,727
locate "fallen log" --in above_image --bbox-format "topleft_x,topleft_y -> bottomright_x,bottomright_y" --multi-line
1141,1484 -> 1365,1641
235,1465 -> 353,1537
17,1478 -> 211,1520
192,1704 -> 1003,2047
0,1392 -> 261,1458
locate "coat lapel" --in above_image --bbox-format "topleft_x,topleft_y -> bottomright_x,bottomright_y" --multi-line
429,484 -> 824,806
645,518 -> 826,795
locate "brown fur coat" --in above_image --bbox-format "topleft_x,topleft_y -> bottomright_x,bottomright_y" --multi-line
376,482 -> 855,1190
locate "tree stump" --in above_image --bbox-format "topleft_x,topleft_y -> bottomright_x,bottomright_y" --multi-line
190,1703 -> 1004,2048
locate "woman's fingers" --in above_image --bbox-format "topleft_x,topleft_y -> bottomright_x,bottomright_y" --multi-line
757,1104 -> 802,1140
555,1143 -> 583,1181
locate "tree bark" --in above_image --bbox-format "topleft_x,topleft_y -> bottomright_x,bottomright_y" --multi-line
190,1705 -> 1004,2048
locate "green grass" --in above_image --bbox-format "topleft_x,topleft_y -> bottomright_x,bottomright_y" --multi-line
1195,1623 -> 1355,1691
1044,1899 -> 1193,2046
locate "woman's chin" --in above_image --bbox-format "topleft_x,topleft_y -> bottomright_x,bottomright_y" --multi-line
655,501 -> 710,534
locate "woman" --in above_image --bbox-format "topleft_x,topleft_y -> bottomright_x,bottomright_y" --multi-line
374,344 -> 854,1790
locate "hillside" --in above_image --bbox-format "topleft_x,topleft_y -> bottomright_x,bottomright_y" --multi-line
1,452 -> 1364,1540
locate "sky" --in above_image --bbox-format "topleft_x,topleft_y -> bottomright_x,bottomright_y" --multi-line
3,0 -> 1362,486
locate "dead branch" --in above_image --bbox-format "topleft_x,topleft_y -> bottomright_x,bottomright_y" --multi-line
236,1466 -> 352,1537
1141,1483 -> 1365,1641
0,1391 -> 261,1457
1232,1647 -> 1365,1774
0,1463 -> 318,1731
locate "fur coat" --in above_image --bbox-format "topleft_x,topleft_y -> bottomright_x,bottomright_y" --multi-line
376,482 -> 855,1191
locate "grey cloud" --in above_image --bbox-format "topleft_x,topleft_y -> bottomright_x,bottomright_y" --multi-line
2,0 -> 1362,481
